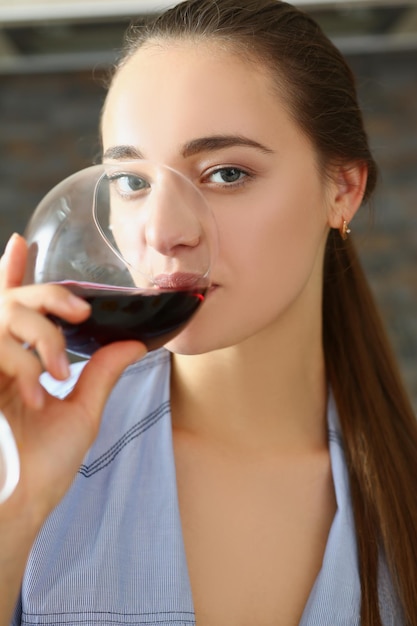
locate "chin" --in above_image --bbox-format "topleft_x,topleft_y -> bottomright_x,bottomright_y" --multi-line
164,321 -> 223,356
164,322 -> 242,356
164,290 -> 219,355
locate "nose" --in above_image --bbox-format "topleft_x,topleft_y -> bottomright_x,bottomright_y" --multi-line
144,172 -> 202,256
103,163 -> 214,286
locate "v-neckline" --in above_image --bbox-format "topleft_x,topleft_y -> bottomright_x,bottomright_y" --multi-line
165,371 -> 358,624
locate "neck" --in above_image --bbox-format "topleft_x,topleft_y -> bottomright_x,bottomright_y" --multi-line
170,310 -> 328,456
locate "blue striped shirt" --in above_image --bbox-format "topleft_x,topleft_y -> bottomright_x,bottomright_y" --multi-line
12,349 -> 401,625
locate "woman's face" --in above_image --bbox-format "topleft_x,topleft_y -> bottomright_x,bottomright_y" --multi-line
102,40 -> 334,354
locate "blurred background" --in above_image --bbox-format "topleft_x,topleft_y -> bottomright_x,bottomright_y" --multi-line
0,0 -> 416,409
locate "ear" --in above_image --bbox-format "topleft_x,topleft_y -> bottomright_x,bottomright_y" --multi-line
327,162 -> 368,230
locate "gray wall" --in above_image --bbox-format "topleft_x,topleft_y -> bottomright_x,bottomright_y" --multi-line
0,50 -> 416,409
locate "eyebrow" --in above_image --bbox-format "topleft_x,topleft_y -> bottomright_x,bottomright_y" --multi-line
181,135 -> 274,157
102,135 -> 274,161
102,145 -> 143,160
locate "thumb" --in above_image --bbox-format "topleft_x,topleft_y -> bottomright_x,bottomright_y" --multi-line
0,234 -> 28,291
68,341 -> 147,430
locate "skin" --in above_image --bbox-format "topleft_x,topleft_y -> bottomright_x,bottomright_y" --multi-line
0,242 -> 147,623
0,38 -> 367,626
102,41 -> 367,625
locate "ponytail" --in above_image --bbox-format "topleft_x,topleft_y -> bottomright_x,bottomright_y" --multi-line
112,1 -> 417,619
323,229 -> 417,624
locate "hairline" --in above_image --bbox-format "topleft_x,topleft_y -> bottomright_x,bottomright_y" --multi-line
105,34 -> 339,190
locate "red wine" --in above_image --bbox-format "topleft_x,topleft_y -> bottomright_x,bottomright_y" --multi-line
50,281 -> 206,356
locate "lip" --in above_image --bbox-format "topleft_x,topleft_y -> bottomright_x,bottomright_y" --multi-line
207,283 -> 219,295
153,272 -> 206,290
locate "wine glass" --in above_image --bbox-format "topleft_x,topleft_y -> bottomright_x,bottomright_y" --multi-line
23,160 -> 217,355
0,160 -> 217,503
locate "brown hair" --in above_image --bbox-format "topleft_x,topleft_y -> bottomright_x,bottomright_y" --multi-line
114,1 -> 417,622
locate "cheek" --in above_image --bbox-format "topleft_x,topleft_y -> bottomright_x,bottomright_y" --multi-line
110,219 -> 138,261
167,207 -> 327,356
215,180 -> 325,285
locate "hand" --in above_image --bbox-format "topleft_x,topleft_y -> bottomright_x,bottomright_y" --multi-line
0,234 -> 147,520
0,235 -> 146,624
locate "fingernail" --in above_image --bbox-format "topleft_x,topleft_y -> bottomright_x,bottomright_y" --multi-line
67,294 -> 91,311
3,233 -> 19,257
4,233 -> 20,255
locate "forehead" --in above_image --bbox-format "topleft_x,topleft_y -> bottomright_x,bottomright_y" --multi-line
101,40 -> 301,161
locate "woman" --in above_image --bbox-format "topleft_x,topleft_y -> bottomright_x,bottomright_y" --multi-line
1,1 -> 416,624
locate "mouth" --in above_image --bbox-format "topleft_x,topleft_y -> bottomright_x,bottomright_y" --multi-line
207,283 -> 219,295
153,272 -> 207,290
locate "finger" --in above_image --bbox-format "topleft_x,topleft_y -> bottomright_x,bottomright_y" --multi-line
0,335 -> 44,409
0,300 -> 71,381
0,283 -> 91,323
69,341 -> 147,433
0,234 -> 28,291
0,285 -> 91,404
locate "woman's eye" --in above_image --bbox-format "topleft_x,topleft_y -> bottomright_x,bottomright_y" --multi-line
207,167 -> 248,185
108,174 -> 150,196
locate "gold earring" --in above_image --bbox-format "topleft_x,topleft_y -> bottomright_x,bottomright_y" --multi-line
340,219 -> 351,240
